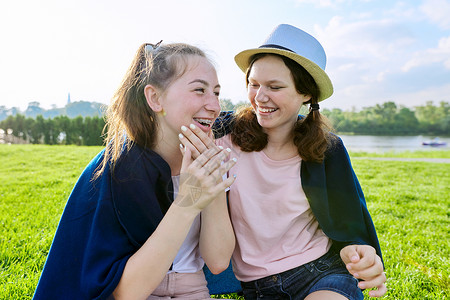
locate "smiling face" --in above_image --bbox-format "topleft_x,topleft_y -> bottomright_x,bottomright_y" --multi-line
247,55 -> 311,133
148,55 -> 221,142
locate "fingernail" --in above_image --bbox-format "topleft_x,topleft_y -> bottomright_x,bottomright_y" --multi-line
190,124 -> 196,130
233,174 -> 237,178
178,133 -> 184,139
353,273 -> 359,278
181,125 -> 187,132
226,148 -> 231,152
218,145 -> 223,149
232,157 -> 237,162
179,144 -> 184,149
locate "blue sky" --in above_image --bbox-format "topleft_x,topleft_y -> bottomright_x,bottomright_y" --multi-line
1,0 -> 449,111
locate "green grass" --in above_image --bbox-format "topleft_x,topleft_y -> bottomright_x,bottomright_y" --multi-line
348,150 -> 450,158
0,145 -> 102,299
1,145 -> 449,299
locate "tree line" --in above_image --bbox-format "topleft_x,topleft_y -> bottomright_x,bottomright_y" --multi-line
0,101 -> 448,145
222,99 -> 449,136
322,101 -> 449,136
0,115 -> 105,145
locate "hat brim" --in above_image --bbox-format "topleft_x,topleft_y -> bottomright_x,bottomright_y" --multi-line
235,48 -> 333,102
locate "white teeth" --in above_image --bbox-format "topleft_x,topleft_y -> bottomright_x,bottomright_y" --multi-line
193,118 -> 212,126
259,107 -> 276,113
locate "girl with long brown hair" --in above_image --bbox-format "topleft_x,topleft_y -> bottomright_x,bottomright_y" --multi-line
33,42 -> 236,300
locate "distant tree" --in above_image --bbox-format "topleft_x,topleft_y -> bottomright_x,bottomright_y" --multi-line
1,115 -> 16,136
72,116 -> 84,145
83,116 -> 105,146
219,99 -> 250,112
28,115 -> 45,144
15,114 -> 28,140
55,115 -> 73,144
43,118 -> 59,145
1,101 -> 447,143
322,101 -> 445,135
415,101 -> 448,135
437,102 -> 449,134
219,99 -> 235,111
395,106 -> 419,134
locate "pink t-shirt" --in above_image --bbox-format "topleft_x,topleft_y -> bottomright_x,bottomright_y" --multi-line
216,135 -> 331,282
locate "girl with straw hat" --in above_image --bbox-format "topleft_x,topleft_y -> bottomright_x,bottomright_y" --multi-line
184,24 -> 387,299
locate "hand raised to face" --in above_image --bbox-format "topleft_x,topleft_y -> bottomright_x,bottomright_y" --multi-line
178,124 -> 218,159
175,125 -> 236,210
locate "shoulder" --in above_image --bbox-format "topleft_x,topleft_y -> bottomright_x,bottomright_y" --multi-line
114,144 -> 171,181
213,111 -> 235,138
324,135 -> 348,162
111,145 -> 172,245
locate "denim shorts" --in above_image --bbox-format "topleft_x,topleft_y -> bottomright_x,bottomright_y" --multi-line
240,248 -> 363,300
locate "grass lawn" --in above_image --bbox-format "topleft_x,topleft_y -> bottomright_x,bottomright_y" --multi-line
0,144 -> 448,299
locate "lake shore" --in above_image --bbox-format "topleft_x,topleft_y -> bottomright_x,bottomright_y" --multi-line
351,157 -> 450,163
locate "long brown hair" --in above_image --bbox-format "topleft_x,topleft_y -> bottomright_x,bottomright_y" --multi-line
94,42 -> 207,179
231,53 -> 335,162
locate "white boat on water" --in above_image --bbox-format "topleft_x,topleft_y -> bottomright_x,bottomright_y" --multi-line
422,138 -> 447,146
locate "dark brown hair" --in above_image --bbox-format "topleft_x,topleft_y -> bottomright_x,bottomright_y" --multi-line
231,53 -> 335,162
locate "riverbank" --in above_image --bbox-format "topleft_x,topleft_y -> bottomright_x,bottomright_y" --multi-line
340,134 -> 450,153
352,157 -> 450,163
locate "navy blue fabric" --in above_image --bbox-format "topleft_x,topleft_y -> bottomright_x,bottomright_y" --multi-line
204,263 -> 242,295
33,145 -> 175,300
301,137 -> 382,259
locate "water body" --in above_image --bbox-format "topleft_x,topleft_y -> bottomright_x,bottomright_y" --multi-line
338,135 -> 450,153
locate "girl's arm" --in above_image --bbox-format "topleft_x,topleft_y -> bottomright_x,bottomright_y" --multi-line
114,204 -> 200,299
113,146 -> 236,299
178,124 -> 236,274
199,191 -> 235,274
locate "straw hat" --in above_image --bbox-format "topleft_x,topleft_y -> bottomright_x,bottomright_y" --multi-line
235,24 -> 333,102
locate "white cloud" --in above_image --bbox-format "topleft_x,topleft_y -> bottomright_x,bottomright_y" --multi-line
393,82 -> 450,106
313,15 -> 416,94
312,14 -> 429,110
315,16 -> 415,61
420,0 -> 450,29
385,1 -> 418,19
294,0 -> 347,8
402,35 -> 450,71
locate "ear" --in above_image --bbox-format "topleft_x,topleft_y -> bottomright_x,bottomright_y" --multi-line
302,94 -> 312,104
144,84 -> 163,112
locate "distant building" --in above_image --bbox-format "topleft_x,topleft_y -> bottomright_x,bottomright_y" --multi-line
68,93 -> 71,104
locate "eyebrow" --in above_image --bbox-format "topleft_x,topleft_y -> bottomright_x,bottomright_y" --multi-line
189,79 -> 221,89
249,78 -> 285,85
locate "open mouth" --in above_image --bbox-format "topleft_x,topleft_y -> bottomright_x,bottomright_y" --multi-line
193,118 -> 213,128
258,107 -> 278,113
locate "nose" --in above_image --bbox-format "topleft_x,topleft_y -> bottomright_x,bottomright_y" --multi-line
204,93 -> 221,115
255,87 -> 268,103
